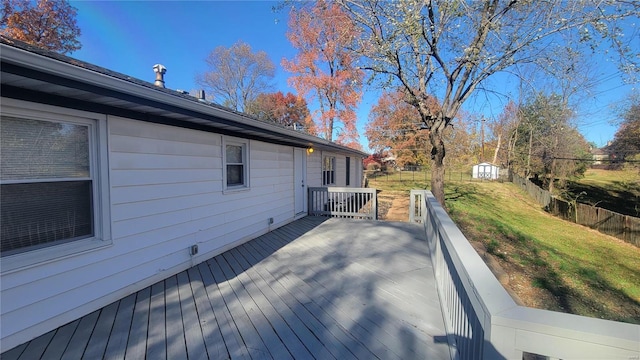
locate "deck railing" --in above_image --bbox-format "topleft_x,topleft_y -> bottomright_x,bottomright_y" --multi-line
308,187 -> 377,220
410,189 -> 640,360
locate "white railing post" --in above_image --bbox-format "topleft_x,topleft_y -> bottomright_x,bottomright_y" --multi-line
409,190 -> 424,223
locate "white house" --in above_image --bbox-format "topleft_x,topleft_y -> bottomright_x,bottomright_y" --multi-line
472,162 -> 500,180
0,37 -> 366,350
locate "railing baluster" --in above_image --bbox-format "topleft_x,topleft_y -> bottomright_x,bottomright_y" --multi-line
308,187 -> 377,220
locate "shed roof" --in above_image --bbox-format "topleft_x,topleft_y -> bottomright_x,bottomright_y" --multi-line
474,162 -> 498,166
0,36 -> 367,157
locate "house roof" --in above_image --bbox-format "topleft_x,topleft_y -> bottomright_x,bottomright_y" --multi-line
590,147 -> 609,156
0,36 -> 367,157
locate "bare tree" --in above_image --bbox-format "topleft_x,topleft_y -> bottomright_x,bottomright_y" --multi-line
337,0 -> 639,205
197,41 -> 275,112
1,0 -> 81,53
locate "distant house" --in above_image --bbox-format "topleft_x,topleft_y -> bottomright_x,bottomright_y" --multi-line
591,144 -> 611,166
0,36 -> 367,349
472,162 -> 500,180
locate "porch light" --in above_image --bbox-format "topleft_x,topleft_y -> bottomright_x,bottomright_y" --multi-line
307,147 -> 314,154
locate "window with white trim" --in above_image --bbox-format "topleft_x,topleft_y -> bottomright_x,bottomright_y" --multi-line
1,114 -> 103,256
223,138 -> 249,190
323,156 -> 336,185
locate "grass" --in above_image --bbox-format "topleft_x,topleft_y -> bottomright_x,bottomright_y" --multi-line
369,173 -> 640,323
365,169 -> 475,192
366,170 -> 430,192
444,182 -> 640,323
563,168 -> 640,217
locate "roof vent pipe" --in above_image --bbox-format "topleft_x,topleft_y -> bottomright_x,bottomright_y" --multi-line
197,89 -> 206,101
153,64 -> 166,88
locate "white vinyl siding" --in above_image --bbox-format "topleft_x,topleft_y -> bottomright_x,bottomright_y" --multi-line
0,101 -> 364,350
306,151 -> 322,187
308,152 -> 363,188
0,111 -> 296,349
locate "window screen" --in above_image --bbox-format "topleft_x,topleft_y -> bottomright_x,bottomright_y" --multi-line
225,143 -> 246,187
323,156 -> 335,185
1,116 -> 94,255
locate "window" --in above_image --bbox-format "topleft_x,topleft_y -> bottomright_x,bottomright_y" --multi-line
346,157 -> 351,186
323,156 -> 336,185
1,114 -> 105,257
224,138 -> 249,190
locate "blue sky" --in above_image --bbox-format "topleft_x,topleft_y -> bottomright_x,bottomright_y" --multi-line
69,1 -> 637,150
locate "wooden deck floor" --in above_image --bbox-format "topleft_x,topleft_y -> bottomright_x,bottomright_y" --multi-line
2,217 -> 453,360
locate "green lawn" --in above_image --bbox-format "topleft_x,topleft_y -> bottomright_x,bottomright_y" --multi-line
563,168 -> 640,217
445,182 -> 640,323
369,174 -> 640,323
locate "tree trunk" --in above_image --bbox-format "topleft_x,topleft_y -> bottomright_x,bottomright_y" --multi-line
508,126 -> 518,176
526,127 -> 533,177
492,133 -> 501,164
429,131 -> 446,207
548,162 -> 556,194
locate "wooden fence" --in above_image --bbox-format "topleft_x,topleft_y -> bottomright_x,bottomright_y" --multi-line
511,173 -> 639,247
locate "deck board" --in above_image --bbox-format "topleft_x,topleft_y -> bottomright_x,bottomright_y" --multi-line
82,301 -> 118,359
125,286 -> 151,360
196,261 -> 250,360
62,310 -> 99,360
40,318 -> 79,359
164,275 -> 188,360
223,250 -> 314,360
2,217 -> 453,360
103,293 -> 136,360
145,281 -> 167,360
186,266 -> 227,359
16,326 -> 54,359
177,271 -> 208,360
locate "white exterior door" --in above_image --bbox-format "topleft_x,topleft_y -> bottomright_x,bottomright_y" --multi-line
294,148 -> 307,215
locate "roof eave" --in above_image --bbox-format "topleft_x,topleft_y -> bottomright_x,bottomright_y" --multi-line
0,42 -> 368,157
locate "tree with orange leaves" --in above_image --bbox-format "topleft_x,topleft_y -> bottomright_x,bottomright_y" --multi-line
1,0 -> 81,53
246,91 -> 316,135
366,91 -> 432,168
282,1 -> 363,148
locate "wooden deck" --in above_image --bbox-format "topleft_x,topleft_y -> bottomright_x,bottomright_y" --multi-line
2,217 -> 453,360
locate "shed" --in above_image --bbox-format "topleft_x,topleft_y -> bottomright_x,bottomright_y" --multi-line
472,162 -> 500,180
0,36 -> 367,349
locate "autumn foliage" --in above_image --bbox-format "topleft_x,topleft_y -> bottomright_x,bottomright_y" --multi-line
283,0 -> 363,148
363,153 -> 385,170
246,91 -> 316,135
610,99 -> 640,161
366,91 -> 437,168
1,0 -> 81,53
